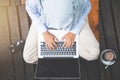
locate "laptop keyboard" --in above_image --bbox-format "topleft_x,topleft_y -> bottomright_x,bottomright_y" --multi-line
40,42 -> 76,57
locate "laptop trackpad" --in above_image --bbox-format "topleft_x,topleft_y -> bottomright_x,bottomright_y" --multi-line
35,58 -> 81,79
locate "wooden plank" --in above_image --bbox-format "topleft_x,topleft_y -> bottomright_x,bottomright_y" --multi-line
0,0 -> 9,6
111,59 -> 120,80
111,0 -> 120,57
80,58 -> 88,80
108,0 -> 120,80
99,0 -> 111,80
18,5 -> 29,39
98,11 -> 109,80
18,5 -> 34,80
100,0 -> 118,52
87,61 -> 101,80
100,0 -> 118,80
7,6 -> 25,80
98,12 -> 106,51
0,7 -> 14,80
21,0 -> 26,5
7,6 -> 20,43
99,1 -> 112,80
10,0 -> 20,5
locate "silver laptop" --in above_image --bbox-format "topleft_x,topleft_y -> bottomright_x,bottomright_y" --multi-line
38,30 -> 79,58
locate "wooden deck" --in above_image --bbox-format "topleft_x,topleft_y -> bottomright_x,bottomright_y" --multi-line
0,0 -> 120,80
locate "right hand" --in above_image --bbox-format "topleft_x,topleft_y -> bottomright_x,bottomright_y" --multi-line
43,31 -> 58,50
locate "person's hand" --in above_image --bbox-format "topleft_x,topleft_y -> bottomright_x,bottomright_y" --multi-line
43,31 -> 58,50
62,32 -> 76,48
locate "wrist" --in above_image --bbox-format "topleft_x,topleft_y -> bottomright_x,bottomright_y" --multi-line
43,31 -> 49,35
69,32 -> 76,36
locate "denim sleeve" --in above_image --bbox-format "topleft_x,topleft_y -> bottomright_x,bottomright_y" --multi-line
26,0 -> 47,33
70,0 -> 91,35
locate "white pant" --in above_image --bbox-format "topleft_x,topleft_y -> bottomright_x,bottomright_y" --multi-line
23,22 -> 100,64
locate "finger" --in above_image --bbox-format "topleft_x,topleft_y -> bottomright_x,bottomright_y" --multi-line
49,42 -> 55,50
53,37 -> 58,42
66,42 -> 71,48
68,41 -> 74,48
46,43 -> 50,49
62,41 -> 67,48
64,40 -> 73,48
45,41 -> 53,50
62,36 -> 66,41
70,42 -> 74,48
52,41 -> 58,48
46,39 -> 55,50
51,38 -> 58,49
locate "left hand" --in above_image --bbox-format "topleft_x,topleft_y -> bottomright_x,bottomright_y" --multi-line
62,32 -> 76,48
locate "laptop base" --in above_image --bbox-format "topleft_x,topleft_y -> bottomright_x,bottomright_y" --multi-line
35,58 -> 81,79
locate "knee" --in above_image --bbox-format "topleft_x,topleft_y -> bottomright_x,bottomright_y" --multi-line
85,42 -> 100,61
88,48 -> 100,61
79,47 -> 100,61
23,55 -> 38,64
23,47 -> 38,64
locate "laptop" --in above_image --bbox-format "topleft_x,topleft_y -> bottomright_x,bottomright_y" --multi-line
35,30 -> 81,79
38,30 -> 79,59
